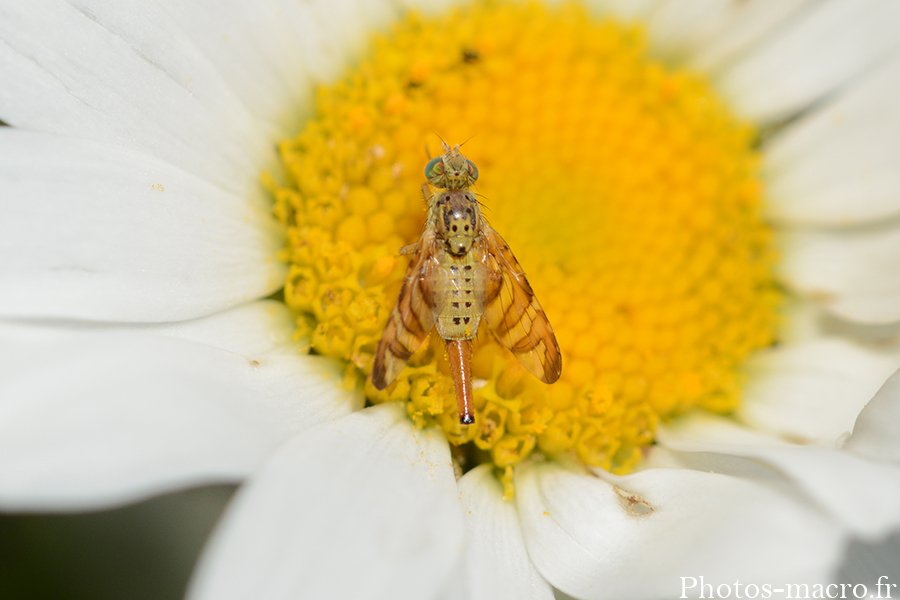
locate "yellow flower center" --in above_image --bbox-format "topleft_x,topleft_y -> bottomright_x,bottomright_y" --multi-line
268,1 -> 780,491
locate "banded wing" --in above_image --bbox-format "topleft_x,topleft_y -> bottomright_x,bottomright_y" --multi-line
481,226 -> 562,384
372,231 -> 438,389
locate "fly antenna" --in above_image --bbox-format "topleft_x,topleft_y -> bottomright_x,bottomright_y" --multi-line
429,131 -> 451,154
459,133 -> 477,148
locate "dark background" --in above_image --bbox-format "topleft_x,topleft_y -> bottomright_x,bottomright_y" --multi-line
0,486 -> 234,600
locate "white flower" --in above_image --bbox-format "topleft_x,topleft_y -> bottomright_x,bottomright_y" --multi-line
2,0 -> 900,598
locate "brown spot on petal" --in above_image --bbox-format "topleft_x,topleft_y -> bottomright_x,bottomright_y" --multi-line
615,486 -> 654,516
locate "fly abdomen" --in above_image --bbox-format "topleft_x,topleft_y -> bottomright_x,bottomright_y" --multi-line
435,256 -> 482,340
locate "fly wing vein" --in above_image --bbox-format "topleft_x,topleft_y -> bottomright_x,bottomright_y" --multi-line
372,234 -> 438,389
481,227 -> 562,384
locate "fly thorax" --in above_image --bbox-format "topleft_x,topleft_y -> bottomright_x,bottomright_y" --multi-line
435,190 -> 479,256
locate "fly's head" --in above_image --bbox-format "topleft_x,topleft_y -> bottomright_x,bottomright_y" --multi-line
425,142 -> 479,190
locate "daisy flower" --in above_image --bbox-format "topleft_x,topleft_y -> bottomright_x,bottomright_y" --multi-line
2,0 -> 900,598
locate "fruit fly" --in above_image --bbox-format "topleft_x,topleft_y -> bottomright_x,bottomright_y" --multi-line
372,142 -> 562,424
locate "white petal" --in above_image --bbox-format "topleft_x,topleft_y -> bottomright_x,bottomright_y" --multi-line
153,0 -> 316,136
0,129 -> 286,322
447,465 -> 553,600
764,52 -> 900,226
158,0 -> 402,134
0,0 -> 276,196
659,413 -> 900,539
346,0 -> 401,38
282,0 -> 386,82
715,0 -> 900,123
687,0 -> 814,73
187,403 -> 464,600
516,461 -> 842,600
583,0 -> 658,23
778,298 -> 832,344
646,0 -> 811,65
147,300 -> 298,355
275,0 -> 363,83
646,0 -> 745,60
738,339 -> 900,446
780,223 -> 900,323
845,368 -> 900,463
0,323 -> 360,510
394,0 -> 470,15
638,442 -> 781,478
780,298 -> 900,349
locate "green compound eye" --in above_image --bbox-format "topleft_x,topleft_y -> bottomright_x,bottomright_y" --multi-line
466,159 -> 479,181
425,157 -> 444,179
